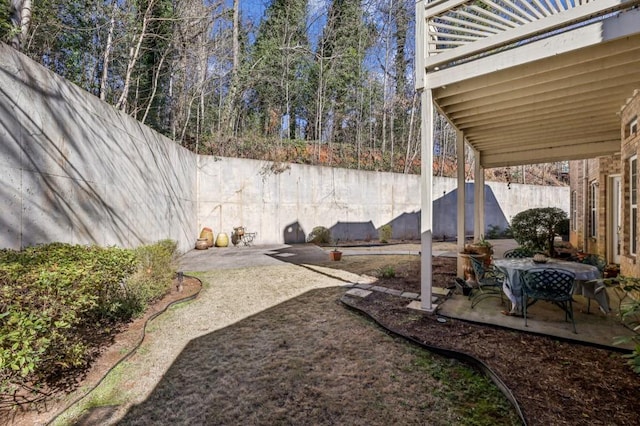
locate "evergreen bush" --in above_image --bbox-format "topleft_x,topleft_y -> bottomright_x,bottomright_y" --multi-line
379,224 -> 392,243
307,226 -> 331,244
510,207 -> 567,257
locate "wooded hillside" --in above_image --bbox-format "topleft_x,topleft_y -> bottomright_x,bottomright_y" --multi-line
1,0 -> 567,185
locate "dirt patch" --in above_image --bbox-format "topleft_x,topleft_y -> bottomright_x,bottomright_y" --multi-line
112,287 -> 518,425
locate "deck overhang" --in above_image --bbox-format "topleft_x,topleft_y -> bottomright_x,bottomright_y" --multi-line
415,0 -> 640,310
417,0 -> 640,168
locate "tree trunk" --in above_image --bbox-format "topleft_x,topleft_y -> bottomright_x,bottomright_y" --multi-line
115,0 -> 156,111
221,0 -> 240,136
100,1 -> 118,101
9,0 -> 32,50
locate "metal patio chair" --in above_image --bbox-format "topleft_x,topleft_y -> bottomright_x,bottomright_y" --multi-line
522,268 -> 577,333
503,247 -> 533,258
578,254 -> 606,313
469,256 -> 504,308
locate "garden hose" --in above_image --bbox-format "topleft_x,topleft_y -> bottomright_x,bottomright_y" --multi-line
46,274 -> 203,426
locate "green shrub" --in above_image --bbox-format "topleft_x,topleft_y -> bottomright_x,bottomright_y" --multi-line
510,207 -> 567,257
0,240 -> 177,399
608,276 -> 640,374
556,218 -> 570,237
126,239 -> 178,310
379,224 -> 392,243
307,226 -> 331,244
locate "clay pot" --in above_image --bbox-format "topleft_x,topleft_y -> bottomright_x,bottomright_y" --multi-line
195,238 -> 209,250
215,232 -> 229,247
200,227 -> 214,247
329,250 -> 342,261
464,244 -> 492,266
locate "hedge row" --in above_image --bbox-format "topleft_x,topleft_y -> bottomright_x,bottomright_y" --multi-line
0,240 -> 177,399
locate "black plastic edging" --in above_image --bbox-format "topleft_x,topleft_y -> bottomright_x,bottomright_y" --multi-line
46,274 -> 203,426
340,296 -> 528,426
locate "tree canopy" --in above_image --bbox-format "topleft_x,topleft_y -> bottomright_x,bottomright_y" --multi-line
0,0 -> 569,183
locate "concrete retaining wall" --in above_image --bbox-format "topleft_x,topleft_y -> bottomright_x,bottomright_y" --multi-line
197,156 -> 569,244
0,43 -> 569,251
0,44 -> 198,253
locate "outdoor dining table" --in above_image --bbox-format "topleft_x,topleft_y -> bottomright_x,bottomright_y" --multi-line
493,258 -> 609,314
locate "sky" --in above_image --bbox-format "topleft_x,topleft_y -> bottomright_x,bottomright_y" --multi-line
240,0 -> 328,22
238,0 -> 329,47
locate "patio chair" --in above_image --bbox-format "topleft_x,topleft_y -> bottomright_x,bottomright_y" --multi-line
469,256 -> 504,308
503,247 -> 533,258
521,268 -> 577,333
578,254 -> 606,313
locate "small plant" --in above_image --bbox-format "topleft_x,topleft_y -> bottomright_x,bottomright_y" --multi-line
307,226 -> 331,245
378,266 -> 396,279
379,224 -> 392,243
474,235 -> 492,247
465,235 -> 493,253
606,276 -> 640,374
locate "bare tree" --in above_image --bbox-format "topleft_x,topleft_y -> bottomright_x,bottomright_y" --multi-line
115,0 -> 157,111
9,0 -> 31,50
220,0 -> 240,137
100,1 -> 119,101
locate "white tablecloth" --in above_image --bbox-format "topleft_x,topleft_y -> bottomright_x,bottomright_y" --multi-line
493,258 -> 609,313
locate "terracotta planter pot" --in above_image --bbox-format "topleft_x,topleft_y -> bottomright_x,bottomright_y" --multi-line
464,244 -> 492,266
199,227 -> 214,247
329,250 -> 342,261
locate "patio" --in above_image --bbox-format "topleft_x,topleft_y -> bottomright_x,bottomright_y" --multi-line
437,285 -> 637,351
423,240 -> 639,351
414,0 -> 640,314
262,241 -> 639,351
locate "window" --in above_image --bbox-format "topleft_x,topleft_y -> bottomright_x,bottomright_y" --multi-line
589,182 -> 598,238
571,190 -> 577,231
631,156 -> 638,255
626,117 -> 638,139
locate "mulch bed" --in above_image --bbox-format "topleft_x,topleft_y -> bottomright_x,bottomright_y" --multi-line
344,256 -> 640,426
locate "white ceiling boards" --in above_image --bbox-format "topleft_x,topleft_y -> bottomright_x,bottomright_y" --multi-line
416,0 -> 640,168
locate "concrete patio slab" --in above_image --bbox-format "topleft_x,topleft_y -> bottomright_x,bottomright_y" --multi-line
437,292 -> 637,351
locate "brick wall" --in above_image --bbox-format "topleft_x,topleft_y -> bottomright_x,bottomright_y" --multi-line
569,157 -> 615,255
620,90 -> 640,277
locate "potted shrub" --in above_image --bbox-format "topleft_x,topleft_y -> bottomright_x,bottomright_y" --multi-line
464,236 -> 493,266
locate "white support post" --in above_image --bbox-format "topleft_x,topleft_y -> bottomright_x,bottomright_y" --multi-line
473,149 -> 485,241
415,0 -> 425,91
457,129 -> 466,278
420,88 -> 435,312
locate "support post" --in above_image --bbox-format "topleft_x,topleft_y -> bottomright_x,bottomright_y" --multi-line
473,149 -> 485,241
420,88 -> 435,312
457,129 -> 466,278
